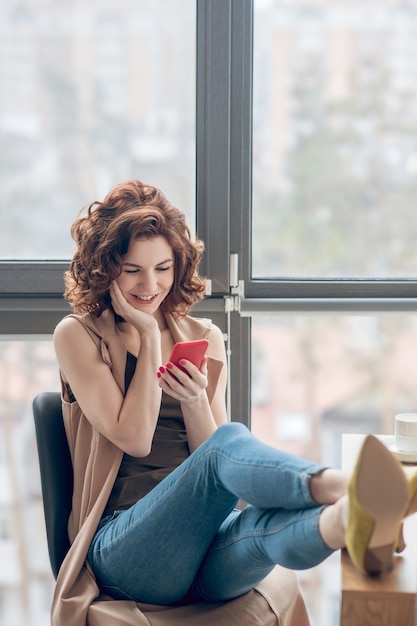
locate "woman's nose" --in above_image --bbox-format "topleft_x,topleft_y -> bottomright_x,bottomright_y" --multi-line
138,271 -> 157,291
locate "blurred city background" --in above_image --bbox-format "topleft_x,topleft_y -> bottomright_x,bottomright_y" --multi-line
1,1 -> 417,625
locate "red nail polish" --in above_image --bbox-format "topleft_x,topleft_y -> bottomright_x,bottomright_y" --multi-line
159,366 -> 165,374
166,362 -> 173,369
157,371 -> 161,378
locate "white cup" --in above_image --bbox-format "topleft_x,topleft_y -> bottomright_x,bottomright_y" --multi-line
395,413 -> 417,452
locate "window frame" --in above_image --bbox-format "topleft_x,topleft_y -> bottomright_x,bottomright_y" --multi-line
2,0 -> 417,425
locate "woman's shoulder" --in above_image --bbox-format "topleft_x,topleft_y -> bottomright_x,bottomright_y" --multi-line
53,313 -> 82,339
55,310 -> 116,336
53,312 -> 119,362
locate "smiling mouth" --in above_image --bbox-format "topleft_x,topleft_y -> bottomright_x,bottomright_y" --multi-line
132,294 -> 158,303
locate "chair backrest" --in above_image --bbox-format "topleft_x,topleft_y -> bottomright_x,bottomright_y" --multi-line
33,391 -> 73,579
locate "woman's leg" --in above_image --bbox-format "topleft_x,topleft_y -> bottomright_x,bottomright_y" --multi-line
189,500 -> 344,602
189,433 -> 410,601
88,422 -> 337,604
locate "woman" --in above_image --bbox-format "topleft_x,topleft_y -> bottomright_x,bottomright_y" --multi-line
52,179 -> 414,624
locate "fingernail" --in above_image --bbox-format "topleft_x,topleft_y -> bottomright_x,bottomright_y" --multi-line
156,371 -> 161,378
166,362 -> 173,369
159,366 -> 165,374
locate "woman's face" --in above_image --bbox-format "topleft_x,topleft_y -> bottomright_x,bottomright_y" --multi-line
116,236 -> 175,316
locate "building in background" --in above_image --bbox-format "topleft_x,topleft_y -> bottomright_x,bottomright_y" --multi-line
2,1 -> 417,625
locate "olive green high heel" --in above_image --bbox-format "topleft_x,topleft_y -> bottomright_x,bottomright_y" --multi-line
395,470 -> 417,553
346,435 -> 410,575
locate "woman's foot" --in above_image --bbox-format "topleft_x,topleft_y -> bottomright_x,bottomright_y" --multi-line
345,435 -> 409,575
309,468 -> 349,505
319,495 -> 348,550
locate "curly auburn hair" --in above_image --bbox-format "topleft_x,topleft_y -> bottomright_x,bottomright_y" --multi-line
64,180 -> 206,317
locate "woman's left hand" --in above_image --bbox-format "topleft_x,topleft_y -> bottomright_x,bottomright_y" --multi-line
156,356 -> 208,404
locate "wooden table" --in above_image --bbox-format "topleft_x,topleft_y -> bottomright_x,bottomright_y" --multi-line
341,434 -> 417,626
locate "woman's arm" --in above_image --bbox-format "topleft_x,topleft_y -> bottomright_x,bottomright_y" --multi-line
158,323 -> 228,452
54,307 -> 163,458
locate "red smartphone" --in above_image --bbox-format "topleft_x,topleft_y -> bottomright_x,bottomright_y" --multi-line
168,339 -> 209,372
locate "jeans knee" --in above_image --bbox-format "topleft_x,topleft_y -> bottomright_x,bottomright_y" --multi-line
211,421 -> 250,446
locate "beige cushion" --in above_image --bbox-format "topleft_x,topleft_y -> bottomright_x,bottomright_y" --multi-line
87,566 -> 310,626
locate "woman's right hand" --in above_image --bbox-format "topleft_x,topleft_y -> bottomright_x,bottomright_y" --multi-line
109,280 -> 159,334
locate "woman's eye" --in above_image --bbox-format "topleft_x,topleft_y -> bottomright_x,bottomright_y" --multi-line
123,266 -> 172,274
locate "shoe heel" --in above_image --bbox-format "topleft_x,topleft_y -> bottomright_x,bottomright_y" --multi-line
407,471 -> 417,516
396,470 -> 417,553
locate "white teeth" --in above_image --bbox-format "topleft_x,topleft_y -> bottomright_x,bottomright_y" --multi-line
136,295 -> 155,301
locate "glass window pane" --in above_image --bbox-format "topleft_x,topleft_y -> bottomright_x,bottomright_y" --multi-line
251,313 -> 417,624
0,339 -> 59,626
253,1 -> 417,279
0,1 -> 196,260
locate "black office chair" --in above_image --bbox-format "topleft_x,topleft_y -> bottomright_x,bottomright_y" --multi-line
33,391 -> 72,579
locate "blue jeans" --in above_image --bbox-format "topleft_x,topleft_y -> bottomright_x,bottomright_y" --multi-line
87,422 -> 333,605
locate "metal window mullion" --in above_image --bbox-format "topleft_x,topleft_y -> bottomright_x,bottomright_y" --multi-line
196,0 -> 232,294
227,0 -> 253,427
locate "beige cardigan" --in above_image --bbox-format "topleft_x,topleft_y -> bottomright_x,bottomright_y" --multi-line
51,309 -> 223,626
51,310 -> 311,626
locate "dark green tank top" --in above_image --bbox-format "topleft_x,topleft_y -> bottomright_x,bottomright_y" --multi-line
103,353 -> 190,517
